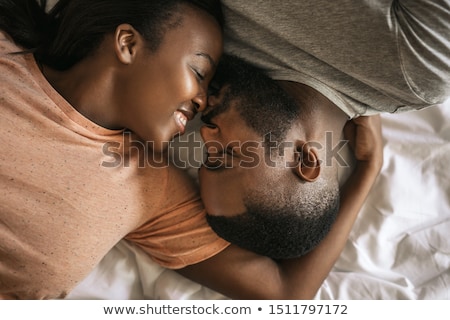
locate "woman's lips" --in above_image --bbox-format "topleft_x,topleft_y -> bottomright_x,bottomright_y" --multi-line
174,111 -> 188,135
174,108 -> 195,136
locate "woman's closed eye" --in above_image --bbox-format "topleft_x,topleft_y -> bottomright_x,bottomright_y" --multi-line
194,69 -> 205,81
190,66 -> 205,81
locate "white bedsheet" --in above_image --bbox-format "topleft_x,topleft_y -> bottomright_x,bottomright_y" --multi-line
67,100 -> 450,300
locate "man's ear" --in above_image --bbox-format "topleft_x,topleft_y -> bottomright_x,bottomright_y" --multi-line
293,141 -> 321,182
114,24 -> 140,65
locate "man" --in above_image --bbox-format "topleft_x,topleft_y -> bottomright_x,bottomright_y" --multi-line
198,55 -> 349,259
177,58 -> 383,299
192,0 -> 450,258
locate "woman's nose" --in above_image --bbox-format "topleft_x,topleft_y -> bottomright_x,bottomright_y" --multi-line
192,94 -> 207,112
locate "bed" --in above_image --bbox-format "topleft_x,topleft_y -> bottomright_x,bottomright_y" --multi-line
65,98 -> 450,300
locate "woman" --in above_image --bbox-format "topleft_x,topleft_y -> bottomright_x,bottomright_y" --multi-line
0,0 -> 226,299
1,0 -> 223,150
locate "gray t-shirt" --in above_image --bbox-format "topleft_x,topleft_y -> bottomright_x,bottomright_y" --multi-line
221,0 -> 450,118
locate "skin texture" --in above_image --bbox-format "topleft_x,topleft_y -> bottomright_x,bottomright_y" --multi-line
42,4 -> 223,152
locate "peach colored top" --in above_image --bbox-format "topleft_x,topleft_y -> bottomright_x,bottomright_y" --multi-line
0,32 -> 228,299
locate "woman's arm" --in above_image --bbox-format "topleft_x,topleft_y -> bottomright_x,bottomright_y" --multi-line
178,115 -> 383,299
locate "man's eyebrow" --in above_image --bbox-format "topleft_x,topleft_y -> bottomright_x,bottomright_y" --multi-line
197,52 -> 217,68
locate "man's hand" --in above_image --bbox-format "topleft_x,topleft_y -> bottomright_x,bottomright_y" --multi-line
344,115 -> 383,172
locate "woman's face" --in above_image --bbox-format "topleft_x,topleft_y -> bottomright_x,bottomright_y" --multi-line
118,5 -> 223,152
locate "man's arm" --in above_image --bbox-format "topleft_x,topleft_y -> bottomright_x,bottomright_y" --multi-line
177,115 -> 383,299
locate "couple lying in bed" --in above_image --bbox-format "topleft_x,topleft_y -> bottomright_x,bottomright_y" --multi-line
1,0 -> 449,299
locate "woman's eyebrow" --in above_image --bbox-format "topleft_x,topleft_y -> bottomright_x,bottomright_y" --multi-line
196,52 -> 217,68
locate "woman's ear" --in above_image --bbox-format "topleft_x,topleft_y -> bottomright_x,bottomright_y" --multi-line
293,141 -> 321,182
114,24 -> 140,65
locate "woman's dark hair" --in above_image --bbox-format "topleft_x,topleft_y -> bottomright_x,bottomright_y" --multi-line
0,0 -> 223,70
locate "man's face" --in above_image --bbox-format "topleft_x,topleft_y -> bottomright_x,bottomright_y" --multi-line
198,86 -> 293,218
